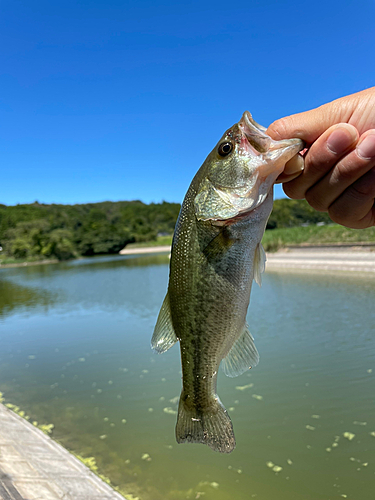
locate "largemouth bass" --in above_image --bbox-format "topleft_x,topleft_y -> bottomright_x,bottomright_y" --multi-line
152,112 -> 303,453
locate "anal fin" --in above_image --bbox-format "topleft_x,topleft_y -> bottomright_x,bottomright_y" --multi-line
151,292 -> 178,353
221,324 -> 259,377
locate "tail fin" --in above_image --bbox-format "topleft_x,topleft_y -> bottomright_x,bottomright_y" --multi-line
175,392 -> 235,453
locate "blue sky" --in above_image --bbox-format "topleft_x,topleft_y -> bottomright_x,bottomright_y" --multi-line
1,0 -> 374,206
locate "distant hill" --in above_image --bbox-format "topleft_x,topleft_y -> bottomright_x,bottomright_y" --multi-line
0,198 -> 333,262
0,200 -> 180,261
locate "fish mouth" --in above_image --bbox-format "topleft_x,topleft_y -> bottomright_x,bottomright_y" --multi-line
197,112 -> 305,225
216,111 -> 304,220
239,111 -> 304,163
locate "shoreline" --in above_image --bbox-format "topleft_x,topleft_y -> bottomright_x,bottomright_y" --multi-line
119,245 -> 171,255
120,244 -> 375,274
2,244 -> 375,273
0,258 -> 59,269
0,247 -> 171,268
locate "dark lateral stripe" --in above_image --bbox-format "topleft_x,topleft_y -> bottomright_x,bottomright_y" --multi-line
0,467 -> 24,500
192,330 -> 201,404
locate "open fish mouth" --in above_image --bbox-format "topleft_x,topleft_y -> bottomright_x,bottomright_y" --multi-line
239,111 -> 304,158
195,111 -> 305,223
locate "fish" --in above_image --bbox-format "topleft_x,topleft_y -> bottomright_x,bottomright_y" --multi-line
152,112 -> 304,453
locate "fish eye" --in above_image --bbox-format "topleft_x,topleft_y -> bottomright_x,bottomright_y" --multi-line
218,142 -> 234,157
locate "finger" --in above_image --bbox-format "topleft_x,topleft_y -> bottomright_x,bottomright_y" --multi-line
267,87 -> 374,142
267,99 -> 354,143
282,123 -> 359,200
328,166 -> 375,229
305,130 -> 375,211
276,170 -> 304,184
275,154 -> 304,183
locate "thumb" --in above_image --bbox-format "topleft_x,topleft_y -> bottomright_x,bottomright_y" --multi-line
266,96 -> 357,145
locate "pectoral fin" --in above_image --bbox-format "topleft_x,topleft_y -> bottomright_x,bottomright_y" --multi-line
253,242 -> 266,287
221,324 -> 259,377
151,293 -> 178,353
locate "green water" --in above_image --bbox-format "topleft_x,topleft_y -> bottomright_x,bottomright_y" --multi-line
0,255 -> 375,500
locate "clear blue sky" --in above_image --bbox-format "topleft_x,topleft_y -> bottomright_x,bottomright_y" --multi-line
1,0 -> 374,206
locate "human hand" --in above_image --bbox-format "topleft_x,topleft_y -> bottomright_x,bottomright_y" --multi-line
267,87 -> 375,229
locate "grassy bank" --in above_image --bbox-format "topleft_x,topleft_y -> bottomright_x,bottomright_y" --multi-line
125,235 -> 173,248
262,224 -> 375,252
124,226 -> 375,253
0,256 -> 59,267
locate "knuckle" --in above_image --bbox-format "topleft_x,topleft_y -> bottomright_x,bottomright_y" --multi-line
304,147 -> 332,177
305,188 -> 328,212
267,118 -> 290,141
350,171 -> 375,198
328,209 -> 368,229
350,183 -> 373,200
328,206 -> 354,227
328,174 -> 375,228
333,161 -> 358,183
282,181 -> 305,200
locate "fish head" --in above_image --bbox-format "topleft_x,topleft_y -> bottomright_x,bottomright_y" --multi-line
195,111 -> 304,222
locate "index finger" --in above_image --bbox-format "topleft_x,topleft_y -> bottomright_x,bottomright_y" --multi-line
267,99 -> 355,144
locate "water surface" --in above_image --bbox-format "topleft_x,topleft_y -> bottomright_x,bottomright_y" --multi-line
0,255 -> 374,500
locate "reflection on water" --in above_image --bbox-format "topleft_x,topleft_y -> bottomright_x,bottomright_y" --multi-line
0,278 -> 56,318
0,255 -> 375,500
1,254 -> 170,318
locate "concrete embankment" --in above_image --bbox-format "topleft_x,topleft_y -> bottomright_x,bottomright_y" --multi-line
0,403 -> 124,500
119,245 -> 171,255
266,245 -> 375,273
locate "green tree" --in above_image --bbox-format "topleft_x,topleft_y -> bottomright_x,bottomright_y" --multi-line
42,229 -> 76,260
0,199 -> 180,261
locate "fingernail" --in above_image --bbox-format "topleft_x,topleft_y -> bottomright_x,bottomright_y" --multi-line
327,127 -> 357,155
357,133 -> 375,160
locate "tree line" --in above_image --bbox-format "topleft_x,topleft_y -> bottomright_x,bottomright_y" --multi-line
267,198 -> 332,229
0,200 -> 180,261
0,198 -> 331,261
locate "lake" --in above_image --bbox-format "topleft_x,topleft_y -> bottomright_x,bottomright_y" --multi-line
0,254 -> 374,500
